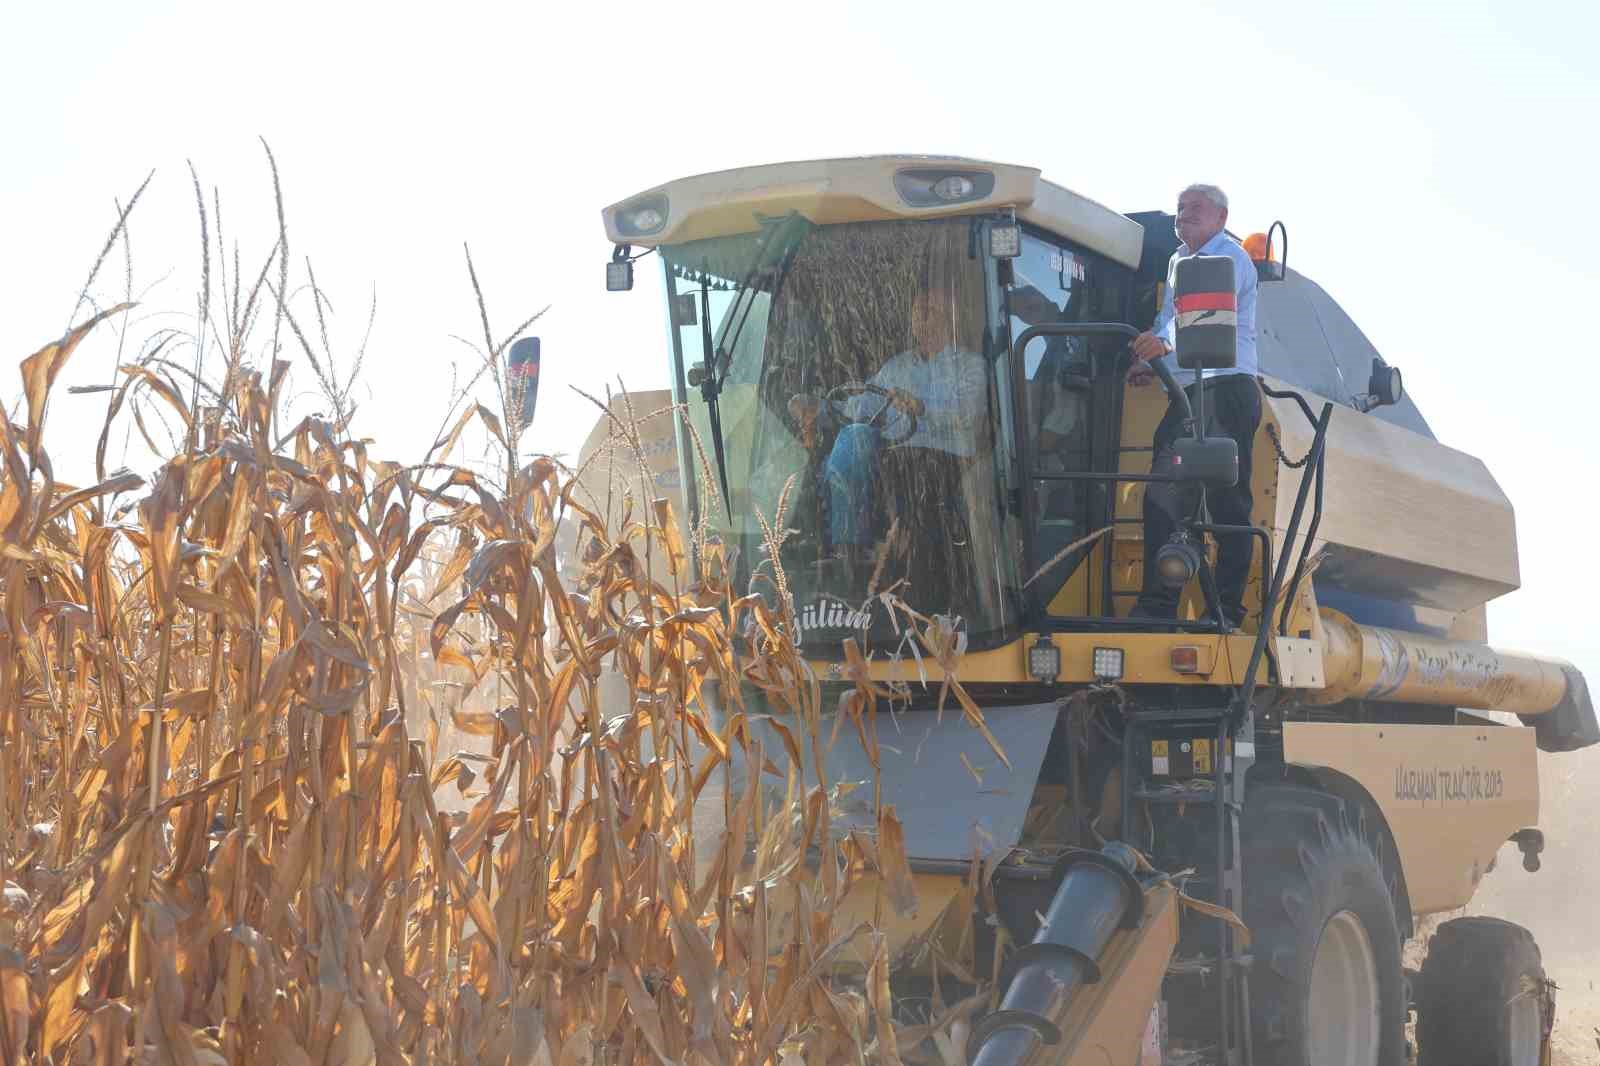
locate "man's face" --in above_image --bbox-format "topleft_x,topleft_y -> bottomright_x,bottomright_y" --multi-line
910,283 -> 955,354
1175,190 -> 1226,250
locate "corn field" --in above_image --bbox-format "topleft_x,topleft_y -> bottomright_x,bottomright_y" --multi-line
0,181 -> 993,1065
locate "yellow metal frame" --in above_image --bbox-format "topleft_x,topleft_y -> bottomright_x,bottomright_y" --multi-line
602,154 -> 1146,268
848,630 -> 1325,689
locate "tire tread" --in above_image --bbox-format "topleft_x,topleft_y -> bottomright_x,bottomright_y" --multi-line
1416,917 -> 1547,1066
1243,783 -> 1408,1065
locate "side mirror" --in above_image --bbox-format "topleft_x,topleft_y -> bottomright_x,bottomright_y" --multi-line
1173,435 -> 1239,488
1172,255 -> 1238,370
507,337 -> 540,430
1370,358 -> 1403,406
1356,357 -> 1404,412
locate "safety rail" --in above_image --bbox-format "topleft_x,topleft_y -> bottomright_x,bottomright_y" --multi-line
1231,391 -> 1333,733
1011,323 -> 1296,641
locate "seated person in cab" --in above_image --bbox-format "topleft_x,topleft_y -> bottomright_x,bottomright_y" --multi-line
788,277 -> 986,458
787,275 -> 987,551
787,270 -> 985,611
1129,183 -> 1261,629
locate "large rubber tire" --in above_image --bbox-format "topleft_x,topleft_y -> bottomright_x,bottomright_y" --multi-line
1416,917 -> 1550,1066
1243,784 -> 1408,1066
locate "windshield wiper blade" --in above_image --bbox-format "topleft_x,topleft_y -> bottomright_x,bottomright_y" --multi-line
697,214 -> 809,525
715,213 -> 807,389
698,272 -> 735,522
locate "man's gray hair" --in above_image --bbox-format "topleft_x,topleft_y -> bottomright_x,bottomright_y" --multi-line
1181,183 -> 1229,212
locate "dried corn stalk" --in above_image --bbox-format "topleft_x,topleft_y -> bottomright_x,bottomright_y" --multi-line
0,290 -> 989,1066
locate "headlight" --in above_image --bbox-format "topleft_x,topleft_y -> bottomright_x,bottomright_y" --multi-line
1154,535 -> 1203,590
629,207 -> 664,231
614,195 -> 669,237
893,168 -> 995,207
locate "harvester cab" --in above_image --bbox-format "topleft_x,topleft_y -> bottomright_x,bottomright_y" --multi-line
593,157 -> 1599,1066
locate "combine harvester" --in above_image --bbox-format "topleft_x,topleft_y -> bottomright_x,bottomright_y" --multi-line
586,156 -> 1598,1066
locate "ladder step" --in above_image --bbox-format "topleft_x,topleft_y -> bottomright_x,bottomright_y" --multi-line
1135,785 -> 1218,806
1127,707 -> 1230,725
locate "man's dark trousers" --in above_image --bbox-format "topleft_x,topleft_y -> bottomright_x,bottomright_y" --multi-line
1134,373 -> 1263,623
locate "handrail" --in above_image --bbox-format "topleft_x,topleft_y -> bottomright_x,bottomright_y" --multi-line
1008,327 -> 1324,653
1230,400 -> 1333,732
1260,380 -> 1319,428
1009,322 -> 1191,624
1256,381 -> 1334,636
1010,322 -> 1191,423
1279,429 -> 1326,636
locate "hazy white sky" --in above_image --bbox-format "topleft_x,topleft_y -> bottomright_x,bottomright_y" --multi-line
2,0 -> 1597,678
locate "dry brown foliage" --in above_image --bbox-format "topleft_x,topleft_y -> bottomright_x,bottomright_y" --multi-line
0,250 -> 992,1063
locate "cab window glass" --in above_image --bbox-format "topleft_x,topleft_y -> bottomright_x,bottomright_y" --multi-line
1007,230 -> 1123,613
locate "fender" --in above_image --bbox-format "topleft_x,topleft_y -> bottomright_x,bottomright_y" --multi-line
1261,761 -> 1416,939
1279,721 -> 1538,917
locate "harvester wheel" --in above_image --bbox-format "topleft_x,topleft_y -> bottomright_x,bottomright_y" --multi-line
1415,917 -> 1550,1066
1243,785 -> 1407,1066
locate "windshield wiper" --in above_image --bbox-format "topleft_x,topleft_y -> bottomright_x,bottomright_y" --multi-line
696,270 -> 734,522
696,213 -> 809,522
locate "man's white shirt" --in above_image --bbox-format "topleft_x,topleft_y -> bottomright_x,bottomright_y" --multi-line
1150,230 -> 1259,380
836,346 -> 988,457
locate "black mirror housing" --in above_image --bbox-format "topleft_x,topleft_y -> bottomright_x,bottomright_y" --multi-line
1368,357 -> 1403,407
1173,435 -> 1239,488
1173,254 -> 1238,371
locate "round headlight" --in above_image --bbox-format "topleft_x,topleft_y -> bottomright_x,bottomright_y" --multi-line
932,175 -> 976,202
629,207 -> 665,232
1155,539 -> 1202,590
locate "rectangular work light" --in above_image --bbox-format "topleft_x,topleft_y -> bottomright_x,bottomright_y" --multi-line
606,257 -> 633,292
989,221 -> 1022,259
1029,637 -> 1062,683
1092,646 -> 1125,681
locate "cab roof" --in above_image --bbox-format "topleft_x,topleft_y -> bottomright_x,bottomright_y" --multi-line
601,155 -> 1147,269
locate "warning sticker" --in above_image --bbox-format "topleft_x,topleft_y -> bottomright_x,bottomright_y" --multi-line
1194,739 -> 1212,776
1152,740 -> 1170,776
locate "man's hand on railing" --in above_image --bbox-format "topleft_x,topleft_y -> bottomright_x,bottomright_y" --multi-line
1127,331 -> 1170,387
1130,330 -> 1170,363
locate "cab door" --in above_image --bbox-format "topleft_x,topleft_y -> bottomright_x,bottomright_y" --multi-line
1002,229 -> 1135,621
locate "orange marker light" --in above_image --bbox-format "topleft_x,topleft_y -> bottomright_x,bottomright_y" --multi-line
1170,646 -> 1202,674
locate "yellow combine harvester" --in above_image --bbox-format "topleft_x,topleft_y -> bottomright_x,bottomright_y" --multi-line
590,156 -> 1598,1066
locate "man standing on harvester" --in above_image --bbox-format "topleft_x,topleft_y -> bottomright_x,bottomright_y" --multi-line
1130,183 -> 1262,628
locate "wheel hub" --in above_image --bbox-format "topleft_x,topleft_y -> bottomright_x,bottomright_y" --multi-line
1507,987 -> 1542,1066
1308,909 -> 1381,1066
